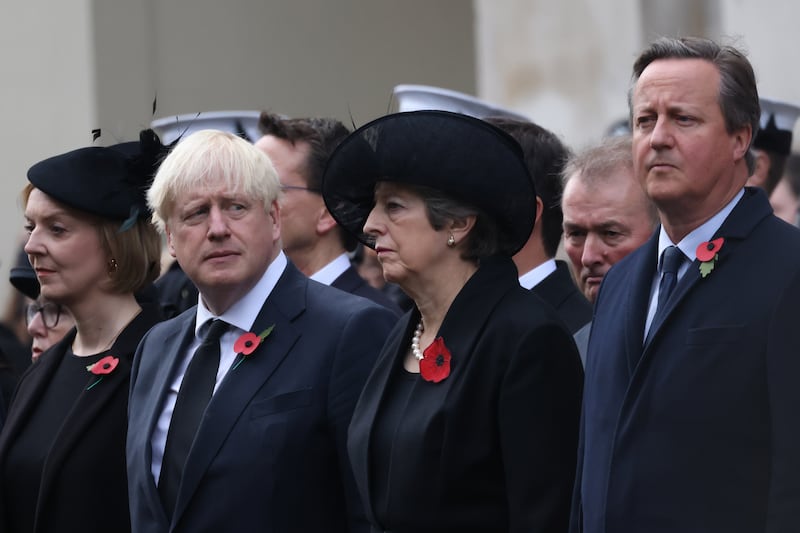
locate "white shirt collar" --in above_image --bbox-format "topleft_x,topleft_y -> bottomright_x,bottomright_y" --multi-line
309,253 -> 351,285
518,258 -> 558,290
195,251 -> 288,335
657,188 -> 744,264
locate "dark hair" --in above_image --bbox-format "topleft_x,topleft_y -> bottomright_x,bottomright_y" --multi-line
486,117 -> 569,257
408,184 -> 500,262
562,136 -> 659,228
629,37 -> 760,173
259,113 -> 357,250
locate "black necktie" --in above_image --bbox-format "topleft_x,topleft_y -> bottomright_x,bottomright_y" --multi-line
656,245 -> 685,315
159,319 -> 228,517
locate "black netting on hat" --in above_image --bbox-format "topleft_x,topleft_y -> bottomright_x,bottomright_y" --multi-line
322,110 -> 536,256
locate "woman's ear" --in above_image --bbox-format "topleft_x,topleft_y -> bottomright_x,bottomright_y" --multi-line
449,215 -> 477,242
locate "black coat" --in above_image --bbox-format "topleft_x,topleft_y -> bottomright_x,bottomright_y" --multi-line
0,305 -> 162,533
348,256 -> 583,533
574,188 -> 800,532
531,260 -> 592,334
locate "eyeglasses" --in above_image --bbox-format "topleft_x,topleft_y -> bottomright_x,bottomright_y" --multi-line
25,302 -> 63,329
280,184 -> 321,194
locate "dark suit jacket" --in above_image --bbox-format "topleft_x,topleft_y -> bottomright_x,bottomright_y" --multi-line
0,305 -> 162,533
348,256 -> 583,533
332,265 -> 402,316
531,260 -> 592,334
127,262 -> 396,533
573,188 -> 800,533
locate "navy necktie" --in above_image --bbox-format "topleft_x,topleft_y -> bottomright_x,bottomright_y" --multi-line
159,319 -> 228,517
656,245 -> 685,315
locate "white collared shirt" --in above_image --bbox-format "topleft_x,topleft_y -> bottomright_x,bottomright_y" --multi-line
309,253 -> 351,286
518,258 -> 557,290
150,252 -> 288,483
644,189 -> 744,337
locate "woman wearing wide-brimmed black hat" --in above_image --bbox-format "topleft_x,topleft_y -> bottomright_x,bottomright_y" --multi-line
323,110 -> 583,533
0,131 -> 165,533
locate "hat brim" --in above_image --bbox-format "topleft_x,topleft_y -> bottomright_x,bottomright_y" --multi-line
321,110 -> 536,256
10,266 -> 39,300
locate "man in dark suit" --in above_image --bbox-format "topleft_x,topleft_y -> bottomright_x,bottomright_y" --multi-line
561,135 -> 658,361
488,117 -> 592,334
126,129 -> 396,533
255,113 -> 401,314
572,36 -> 800,533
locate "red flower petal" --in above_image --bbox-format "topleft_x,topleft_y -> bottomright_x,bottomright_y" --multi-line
420,337 -> 451,383
234,332 -> 261,356
91,355 -> 119,375
696,238 -> 724,262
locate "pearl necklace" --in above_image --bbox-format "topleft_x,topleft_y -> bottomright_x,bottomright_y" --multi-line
411,320 -> 424,360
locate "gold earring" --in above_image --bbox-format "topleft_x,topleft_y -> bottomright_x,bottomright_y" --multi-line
108,258 -> 118,275
447,234 -> 456,247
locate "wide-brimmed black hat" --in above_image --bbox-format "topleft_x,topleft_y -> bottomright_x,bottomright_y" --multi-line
321,110 -> 536,256
27,129 -> 168,224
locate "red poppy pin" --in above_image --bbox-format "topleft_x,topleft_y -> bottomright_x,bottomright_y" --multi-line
232,325 -> 275,370
86,355 -> 120,390
696,238 -> 724,278
419,337 -> 452,383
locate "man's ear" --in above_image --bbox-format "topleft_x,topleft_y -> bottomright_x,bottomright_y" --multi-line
166,226 -> 177,258
316,209 -> 338,236
732,124 -> 753,163
269,200 -> 281,241
534,196 -> 544,225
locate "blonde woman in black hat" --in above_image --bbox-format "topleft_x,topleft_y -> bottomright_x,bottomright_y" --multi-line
324,111 -> 583,533
0,131 -> 165,533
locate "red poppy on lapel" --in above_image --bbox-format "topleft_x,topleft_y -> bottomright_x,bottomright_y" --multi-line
232,324 -> 275,370
420,337 -> 452,383
696,237 -> 724,278
86,355 -> 120,390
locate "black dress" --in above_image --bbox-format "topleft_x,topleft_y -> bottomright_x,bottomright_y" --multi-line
0,304 -> 162,533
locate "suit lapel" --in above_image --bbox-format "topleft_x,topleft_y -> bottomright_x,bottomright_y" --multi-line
630,188 -> 772,393
642,188 -> 771,354
134,311 -> 196,522
622,232 -> 659,374
172,264 -> 306,524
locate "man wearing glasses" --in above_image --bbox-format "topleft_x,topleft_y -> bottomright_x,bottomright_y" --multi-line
255,113 -> 401,314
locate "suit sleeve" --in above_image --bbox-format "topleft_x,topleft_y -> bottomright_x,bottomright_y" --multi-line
327,304 -> 396,533
498,320 -> 583,533
766,267 -> 800,532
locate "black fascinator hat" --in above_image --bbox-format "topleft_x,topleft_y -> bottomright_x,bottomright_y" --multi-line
27,129 -> 171,228
321,110 -> 536,256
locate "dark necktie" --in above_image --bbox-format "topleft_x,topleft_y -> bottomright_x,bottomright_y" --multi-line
656,245 -> 685,315
159,319 -> 228,517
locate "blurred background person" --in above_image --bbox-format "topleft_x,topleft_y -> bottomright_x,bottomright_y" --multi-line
770,152 -> 800,226
746,97 -> 800,195
256,112 -> 401,314
324,111 -> 583,533
0,130 -> 165,533
488,116 -> 592,335
9,255 -> 75,364
561,136 -> 658,361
